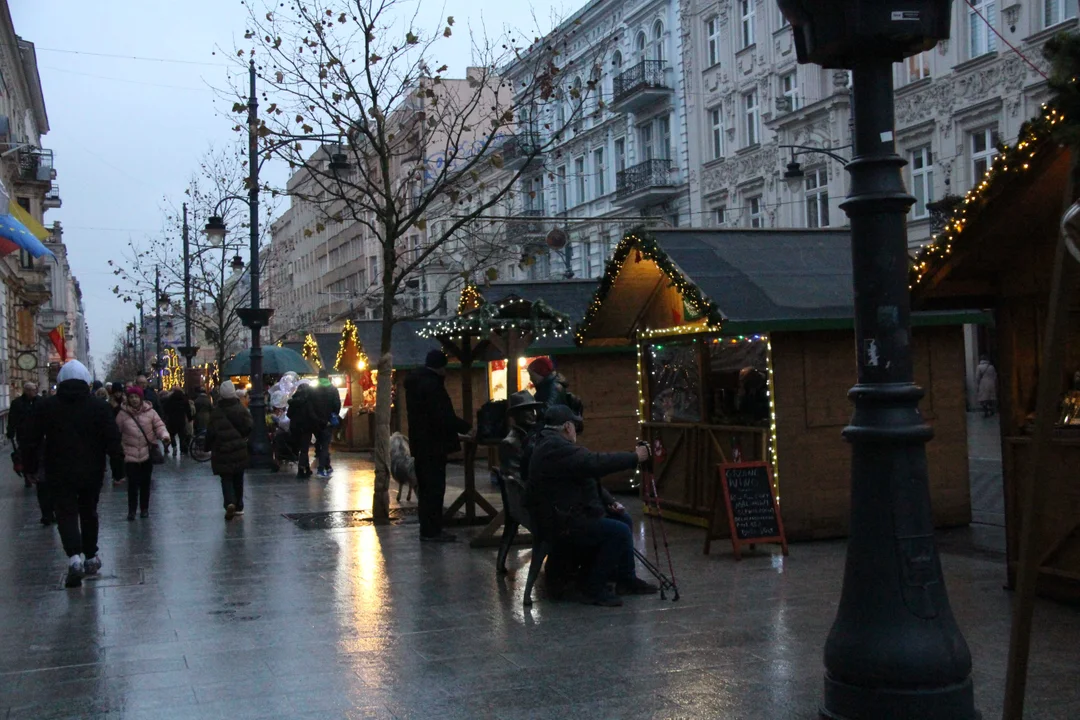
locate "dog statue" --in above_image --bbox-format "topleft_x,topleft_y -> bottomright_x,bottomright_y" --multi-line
390,432 -> 417,502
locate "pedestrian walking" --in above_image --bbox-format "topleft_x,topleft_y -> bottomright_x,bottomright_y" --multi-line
135,374 -> 163,417
192,386 -> 213,434
313,369 -> 341,477
163,387 -> 193,456
20,361 -> 124,588
115,386 -> 169,520
287,383 -> 322,479
7,381 -> 39,488
107,380 -> 126,417
404,350 -> 472,543
205,380 -> 253,520
976,355 -> 998,418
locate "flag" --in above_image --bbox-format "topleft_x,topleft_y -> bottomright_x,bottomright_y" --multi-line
0,180 -> 53,259
48,325 -> 66,362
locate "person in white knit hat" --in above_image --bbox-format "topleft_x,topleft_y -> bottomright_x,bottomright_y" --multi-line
21,360 -> 125,588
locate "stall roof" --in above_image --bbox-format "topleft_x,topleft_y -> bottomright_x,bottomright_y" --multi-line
352,319 -> 441,369
479,279 -> 598,351
312,333 -> 339,371
910,105 -> 1069,309
579,228 -> 989,342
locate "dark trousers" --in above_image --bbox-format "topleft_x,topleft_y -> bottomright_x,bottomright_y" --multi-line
220,472 -> 245,510
169,429 -> 189,455
570,518 -> 636,595
315,427 -> 332,470
126,461 -> 153,514
55,483 -> 101,558
36,478 -> 55,522
415,453 -> 447,538
294,432 -> 312,472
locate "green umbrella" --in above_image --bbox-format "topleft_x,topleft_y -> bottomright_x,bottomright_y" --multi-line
221,346 -> 316,377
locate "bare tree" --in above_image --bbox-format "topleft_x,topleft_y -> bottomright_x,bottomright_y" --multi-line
101,330 -> 142,383
237,0 -> 610,519
111,144 -> 277,369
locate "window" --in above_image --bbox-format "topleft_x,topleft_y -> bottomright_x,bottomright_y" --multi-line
636,31 -> 648,60
1045,0 -> 1078,26
743,90 -> 760,146
409,234 -> 422,262
805,168 -> 829,228
653,21 -> 665,63
593,147 -> 606,197
528,176 -> 545,211
574,156 -> 586,205
612,50 -> 623,70
658,116 -> 671,160
906,51 -> 931,84
368,255 -> 379,284
781,72 -> 800,111
639,124 -> 654,161
968,0 -> 997,58
556,165 -> 567,211
971,127 -> 999,183
586,239 -> 604,277
709,106 -> 724,160
740,0 -> 756,49
713,206 -> 728,227
706,18 -> 720,67
614,137 -> 626,173
910,146 -> 934,219
555,98 -> 566,130
747,197 -> 763,228
777,5 -> 790,28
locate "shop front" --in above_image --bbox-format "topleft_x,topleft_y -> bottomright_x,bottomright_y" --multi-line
579,228 -> 980,539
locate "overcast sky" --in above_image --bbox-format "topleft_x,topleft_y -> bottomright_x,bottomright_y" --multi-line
11,0 -> 566,376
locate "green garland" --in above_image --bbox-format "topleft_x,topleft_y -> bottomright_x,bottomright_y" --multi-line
575,228 -> 721,345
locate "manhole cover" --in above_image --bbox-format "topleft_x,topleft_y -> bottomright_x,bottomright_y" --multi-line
282,508 -> 418,529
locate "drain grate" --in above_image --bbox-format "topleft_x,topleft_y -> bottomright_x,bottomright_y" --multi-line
282,507 -> 418,529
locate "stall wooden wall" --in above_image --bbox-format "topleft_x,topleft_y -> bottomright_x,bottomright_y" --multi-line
771,325 -> 971,540
550,351 -> 639,488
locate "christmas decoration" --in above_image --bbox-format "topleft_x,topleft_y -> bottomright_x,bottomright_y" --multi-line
334,320 -> 360,372
418,297 -> 573,340
302,334 -> 322,369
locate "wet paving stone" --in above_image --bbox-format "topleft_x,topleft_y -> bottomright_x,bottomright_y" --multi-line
0,452 -> 1077,718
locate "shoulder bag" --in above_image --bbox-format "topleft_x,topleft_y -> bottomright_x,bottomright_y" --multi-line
132,411 -> 165,465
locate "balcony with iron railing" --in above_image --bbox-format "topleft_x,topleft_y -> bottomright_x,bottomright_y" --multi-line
615,158 -> 680,207
611,60 -> 673,113
504,208 -> 546,241
16,147 -> 55,185
44,182 -> 61,209
500,133 -> 545,171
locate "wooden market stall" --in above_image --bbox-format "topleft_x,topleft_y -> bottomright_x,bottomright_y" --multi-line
578,228 -> 983,540
472,280 -> 640,481
912,105 -> 1080,600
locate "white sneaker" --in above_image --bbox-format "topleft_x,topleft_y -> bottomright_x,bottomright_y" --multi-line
84,555 -> 102,576
65,556 -> 84,588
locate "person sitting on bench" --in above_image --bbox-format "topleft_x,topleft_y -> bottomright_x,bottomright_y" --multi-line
499,390 -> 544,484
526,404 -> 658,607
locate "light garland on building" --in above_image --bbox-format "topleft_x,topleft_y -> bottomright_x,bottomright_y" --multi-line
910,104 -> 1063,289
334,320 -> 359,372
302,334 -> 322,369
161,347 -> 183,392
457,283 -> 484,315
418,297 -> 574,340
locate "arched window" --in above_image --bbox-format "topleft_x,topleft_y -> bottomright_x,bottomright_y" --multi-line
612,50 -> 623,70
636,32 -> 647,61
653,21 -> 665,63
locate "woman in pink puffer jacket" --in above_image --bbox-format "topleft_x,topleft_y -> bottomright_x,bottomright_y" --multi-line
115,386 -> 169,521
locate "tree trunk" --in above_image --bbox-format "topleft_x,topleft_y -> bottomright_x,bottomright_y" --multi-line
371,347 -> 394,522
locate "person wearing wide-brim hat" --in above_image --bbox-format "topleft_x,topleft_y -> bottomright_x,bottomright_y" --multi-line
499,390 -> 545,485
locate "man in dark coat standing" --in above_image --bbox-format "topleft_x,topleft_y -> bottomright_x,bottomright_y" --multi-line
404,349 -> 472,542
163,388 -> 193,456
205,380 -> 254,520
527,405 -> 656,606
8,381 -> 39,488
313,369 -> 342,477
287,383 -> 322,479
21,361 -> 124,588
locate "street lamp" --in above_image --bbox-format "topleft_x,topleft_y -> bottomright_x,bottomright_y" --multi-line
176,203 -> 201,372
779,145 -> 851,181
777,1 -> 977,719
230,254 -> 245,273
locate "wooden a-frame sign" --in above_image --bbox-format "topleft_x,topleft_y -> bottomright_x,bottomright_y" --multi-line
705,461 -> 789,560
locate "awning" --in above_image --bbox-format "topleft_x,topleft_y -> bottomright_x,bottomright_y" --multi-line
0,201 -> 53,259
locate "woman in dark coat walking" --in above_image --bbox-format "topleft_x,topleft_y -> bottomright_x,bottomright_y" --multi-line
205,381 -> 254,520
163,388 -> 193,456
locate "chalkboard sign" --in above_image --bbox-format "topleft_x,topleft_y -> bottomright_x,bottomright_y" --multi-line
704,462 -> 788,559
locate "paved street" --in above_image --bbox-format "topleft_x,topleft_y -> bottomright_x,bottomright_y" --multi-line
1,450 -> 1077,719
968,412 -> 1005,527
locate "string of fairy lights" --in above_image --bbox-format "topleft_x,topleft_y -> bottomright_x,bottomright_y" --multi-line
910,103 -> 1064,288
418,296 -> 574,340
334,320 -> 360,372
302,334 -> 323,369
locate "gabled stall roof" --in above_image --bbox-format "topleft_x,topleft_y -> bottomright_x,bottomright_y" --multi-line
479,279 -> 599,350
579,228 -> 987,343
352,319 -> 440,369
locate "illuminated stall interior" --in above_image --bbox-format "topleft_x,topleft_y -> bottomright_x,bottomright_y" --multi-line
578,228 -> 981,539
912,104 -> 1080,599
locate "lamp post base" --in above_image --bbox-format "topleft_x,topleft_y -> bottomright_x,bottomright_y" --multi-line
822,675 -> 979,720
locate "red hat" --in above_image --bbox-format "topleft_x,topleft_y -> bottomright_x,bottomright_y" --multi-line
527,357 -> 555,378
125,385 -> 144,398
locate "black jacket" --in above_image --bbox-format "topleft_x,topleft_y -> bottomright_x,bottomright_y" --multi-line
143,387 -> 163,417
7,393 -> 38,441
205,397 -> 253,475
287,385 -> 323,437
526,428 -> 636,532
314,381 -> 341,423
163,390 -> 193,431
21,379 -> 124,486
404,366 -> 470,458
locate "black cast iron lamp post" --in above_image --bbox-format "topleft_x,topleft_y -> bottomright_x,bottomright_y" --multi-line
776,1 -> 978,718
